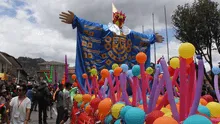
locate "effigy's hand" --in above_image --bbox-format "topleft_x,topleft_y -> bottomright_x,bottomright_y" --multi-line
59,11 -> 74,24
155,33 -> 164,43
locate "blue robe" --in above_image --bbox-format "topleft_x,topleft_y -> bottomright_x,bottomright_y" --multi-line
72,15 -> 156,92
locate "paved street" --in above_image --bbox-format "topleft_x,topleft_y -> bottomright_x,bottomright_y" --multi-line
29,107 -> 57,124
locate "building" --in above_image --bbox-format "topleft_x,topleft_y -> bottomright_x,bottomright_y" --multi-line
38,61 -> 67,83
68,66 -> 75,82
0,52 -> 28,84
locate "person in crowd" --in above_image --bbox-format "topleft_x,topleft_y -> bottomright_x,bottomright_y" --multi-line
9,84 -> 31,124
60,82 -> 72,124
37,81 -> 50,124
32,85 -> 38,111
48,86 -> 54,119
26,84 -> 33,121
53,83 -> 64,124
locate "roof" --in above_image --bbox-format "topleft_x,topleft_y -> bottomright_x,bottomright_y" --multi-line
39,61 -> 65,66
0,52 -> 22,68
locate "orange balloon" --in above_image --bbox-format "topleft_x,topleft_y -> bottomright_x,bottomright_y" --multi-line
72,74 -> 76,80
153,116 -> 178,124
98,98 -> 112,116
138,105 -> 144,110
83,94 -> 92,103
114,67 -> 122,76
186,57 -> 193,65
136,52 -> 147,64
199,98 -> 208,106
85,105 -> 92,115
157,96 -> 163,104
82,73 -> 88,79
73,82 -> 78,87
101,69 -> 110,78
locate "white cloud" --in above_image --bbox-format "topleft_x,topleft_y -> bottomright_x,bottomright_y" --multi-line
0,0 -> 12,8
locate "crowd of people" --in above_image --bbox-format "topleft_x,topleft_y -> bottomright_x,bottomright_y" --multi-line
0,80 -> 75,124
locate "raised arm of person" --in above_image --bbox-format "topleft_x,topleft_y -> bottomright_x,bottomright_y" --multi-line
59,11 -> 107,35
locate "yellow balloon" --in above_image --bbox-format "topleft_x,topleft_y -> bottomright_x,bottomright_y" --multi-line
178,42 -> 195,59
90,68 -> 97,76
74,94 -> 82,102
111,103 -> 125,119
129,98 -> 132,102
91,95 -> 95,100
206,102 -> 220,117
163,111 -> 172,117
160,107 -> 171,114
170,58 -> 180,69
146,67 -> 154,74
112,63 -> 119,70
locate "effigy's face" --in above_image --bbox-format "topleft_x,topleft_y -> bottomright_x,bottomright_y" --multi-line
113,11 -> 126,29
112,37 -> 126,54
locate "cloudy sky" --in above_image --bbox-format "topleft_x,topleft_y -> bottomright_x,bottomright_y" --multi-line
0,0 -> 219,70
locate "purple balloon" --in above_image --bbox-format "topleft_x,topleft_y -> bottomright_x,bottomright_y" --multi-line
120,73 -> 131,105
160,59 -> 179,121
214,75 -> 220,103
137,79 -> 142,102
189,59 -> 204,116
151,76 -> 163,110
148,68 -> 160,113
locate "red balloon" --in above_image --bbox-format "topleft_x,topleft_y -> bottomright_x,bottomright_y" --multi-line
90,98 -> 101,111
145,110 -> 164,124
168,66 -> 175,76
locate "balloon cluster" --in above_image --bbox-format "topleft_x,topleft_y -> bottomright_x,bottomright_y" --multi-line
70,42 -> 220,124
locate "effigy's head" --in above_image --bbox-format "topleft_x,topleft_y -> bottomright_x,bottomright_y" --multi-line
113,11 -> 126,29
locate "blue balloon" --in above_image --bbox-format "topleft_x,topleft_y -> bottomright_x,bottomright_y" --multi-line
114,119 -> 121,124
105,115 -> 113,124
109,69 -> 114,74
120,106 -> 132,119
77,102 -> 82,108
174,98 -> 179,103
183,114 -> 212,124
197,105 -> 210,117
212,67 -> 220,75
127,70 -> 133,78
156,64 -> 163,73
132,65 -> 140,76
124,107 -> 145,124
121,64 -> 129,72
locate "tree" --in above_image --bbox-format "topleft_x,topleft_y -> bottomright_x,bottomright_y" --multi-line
172,0 -> 220,87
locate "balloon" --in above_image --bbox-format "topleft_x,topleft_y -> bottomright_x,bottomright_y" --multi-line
168,66 -> 175,76
109,69 -> 114,75
183,114 -> 212,124
124,107 -> 145,124
114,67 -> 122,76
90,98 -> 101,111
112,63 -> 119,70
90,68 -> 97,76
104,115 -> 113,124
199,98 -> 208,106
153,116 -> 178,124
85,105 -> 92,114
170,58 -> 180,69
77,102 -> 82,108
160,59 -> 179,121
145,110 -> 164,124
132,65 -> 140,76
212,67 -> 220,75
127,70 -> 133,78
120,106 -> 132,119
198,105 -> 210,117
120,73 -> 131,105
98,98 -> 112,116
74,94 -> 83,102
72,74 -> 76,80
206,102 -> 220,117
178,42 -> 195,59
186,57 -> 193,65
114,119 -> 121,124
136,52 -> 147,64
82,73 -> 88,79
111,103 -> 125,119
189,59 -> 204,116
121,64 -> 129,72
160,107 -> 171,114
101,69 -> 110,78
202,95 -> 213,103
214,75 -> 220,102
146,67 -> 154,75
83,94 -> 91,103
